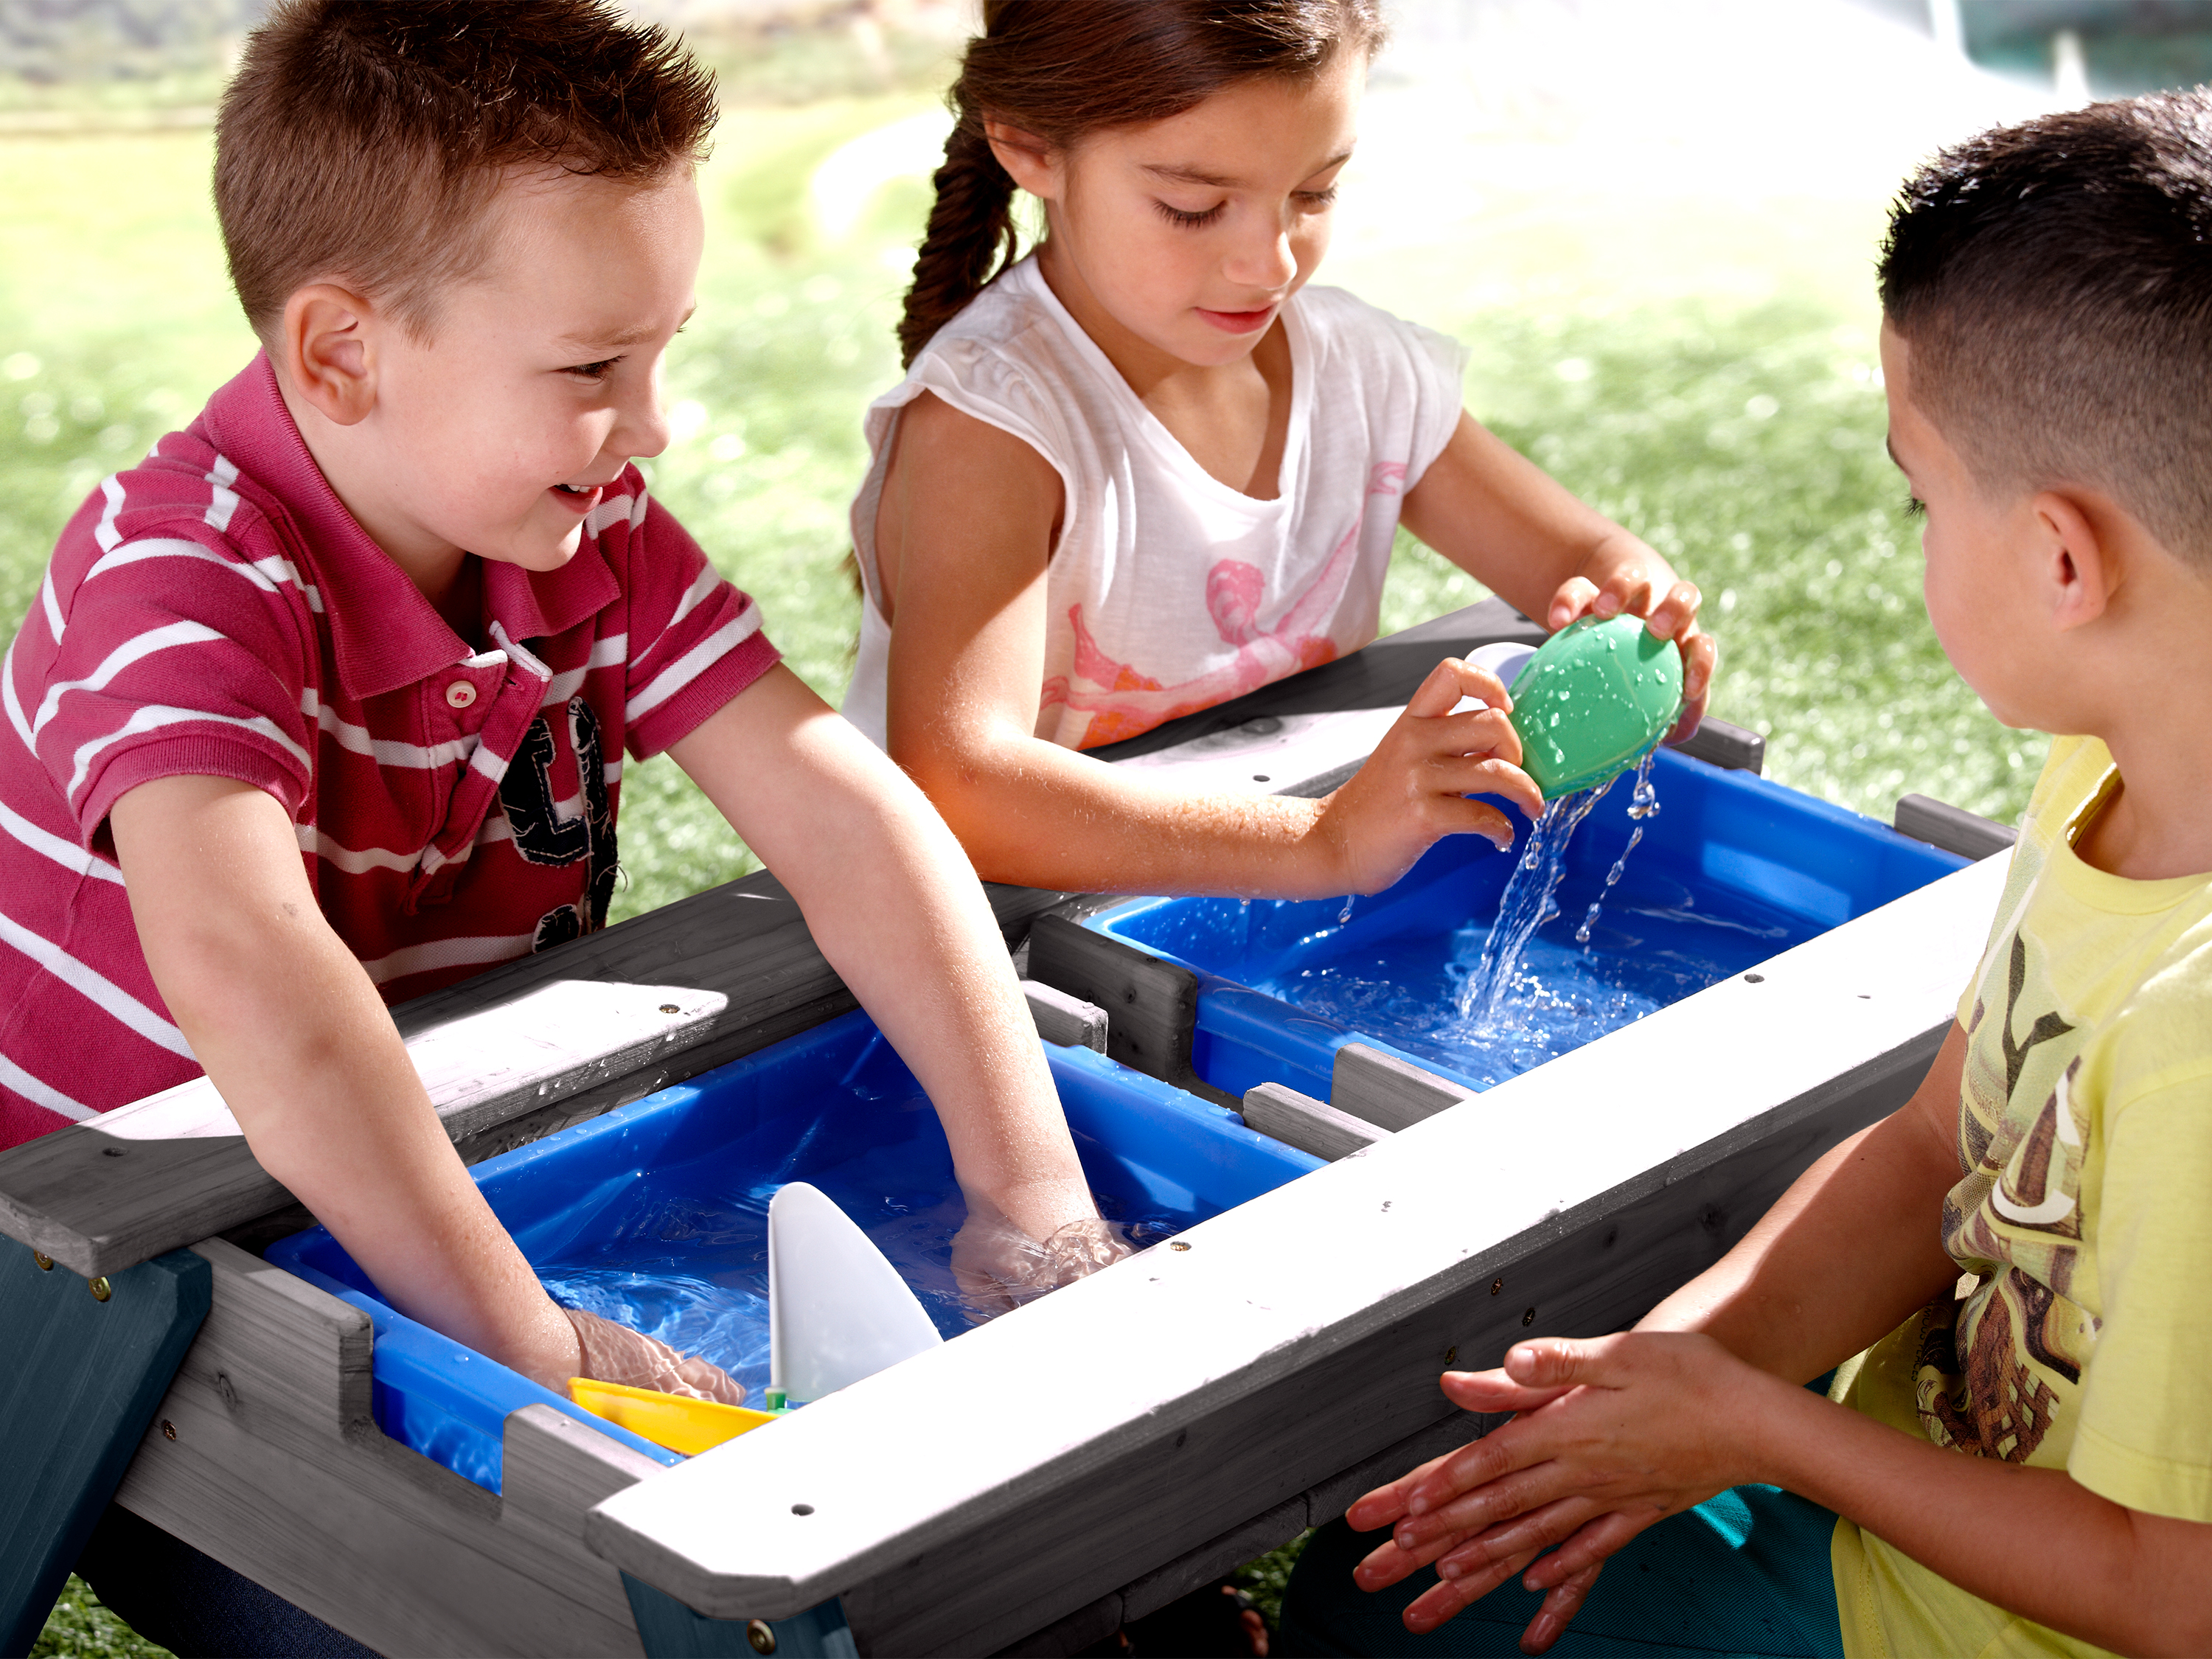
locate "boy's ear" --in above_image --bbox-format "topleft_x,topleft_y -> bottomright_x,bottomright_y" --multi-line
983,119 -> 1060,200
281,284 -> 380,428
2032,489 -> 2115,633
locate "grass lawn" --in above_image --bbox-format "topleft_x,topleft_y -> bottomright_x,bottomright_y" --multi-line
7,65 -> 2039,1658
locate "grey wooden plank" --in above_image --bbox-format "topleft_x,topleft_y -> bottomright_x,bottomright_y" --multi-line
1675,716 -> 1764,775
1896,792 -> 2017,860
1026,914 -> 1234,1105
113,1237 -> 664,1658
985,1593 -> 1123,1659
1020,981 -> 1109,1052
1301,1410 -> 1499,1530
580,858 -> 2003,1644
1117,1495 -> 1309,1624
1331,1043 -> 1474,1132
1241,1082 -> 1390,1161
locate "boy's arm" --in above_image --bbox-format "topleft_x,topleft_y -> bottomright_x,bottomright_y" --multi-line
1336,1020 -> 1971,1645
667,664 -> 1097,1245
1399,411 -> 1717,732
1636,1017 -> 1970,1371
880,392 -> 1544,900
109,775 -> 582,1390
1366,1334 -> 2212,1656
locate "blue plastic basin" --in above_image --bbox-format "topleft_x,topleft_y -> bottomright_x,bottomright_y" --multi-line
1095,748 -> 1967,1100
265,1010 -> 1320,1492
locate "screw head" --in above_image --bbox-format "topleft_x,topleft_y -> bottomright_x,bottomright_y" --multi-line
88,1276 -> 111,1302
1490,1278 -> 1503,1295
659,1004 -> 680,1015
1444,1346 -> 1458,1366
746,1618 -> 776,1654
1169,1241 -> 1192,1252
161,1420 -> 176,1441
1521,1307 -> 1536,1326
32,1251 -> 52,1270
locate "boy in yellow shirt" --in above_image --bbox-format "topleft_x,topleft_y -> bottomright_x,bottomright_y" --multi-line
1281,89 -> 2212,1658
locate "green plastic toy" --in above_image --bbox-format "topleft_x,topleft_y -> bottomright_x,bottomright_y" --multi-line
1505,614 -> 1683,797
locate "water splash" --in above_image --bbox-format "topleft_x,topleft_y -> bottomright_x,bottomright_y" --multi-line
1457,777 -> 1614,1025
1338,897 -> 1355,925
1575,749 -> 1660,946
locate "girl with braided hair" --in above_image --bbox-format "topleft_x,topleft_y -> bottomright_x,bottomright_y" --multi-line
844,0 -> 1715,899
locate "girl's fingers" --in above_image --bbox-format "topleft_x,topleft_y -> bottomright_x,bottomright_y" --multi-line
1346,1449 -> 1460,1533
1644,580 -> 1703,640
1522,1508 -> 1657,1588
1591,567 -> 1653,623
1683,630 -> 1717,705
1432,1496 -> 1601,1580
1437,1368 -> 1576,1415
1407,656 -> 1514,718
1435,759 -> 1544,822
1547,577 -> 1599,630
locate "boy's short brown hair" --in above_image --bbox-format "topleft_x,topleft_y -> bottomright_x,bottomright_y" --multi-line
1878,90 -> 2212,565
216,0 -> 717,342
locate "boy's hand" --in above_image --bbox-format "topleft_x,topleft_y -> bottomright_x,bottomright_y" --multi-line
562,1306 -> 747,1405
1546,564 -> 1717,741
1313,657 -> 1546,894
1343,1332 -> 1778,1645
951,1200 -> 1133,1320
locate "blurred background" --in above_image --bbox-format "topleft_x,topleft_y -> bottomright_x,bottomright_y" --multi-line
10,4 -> 2212,1655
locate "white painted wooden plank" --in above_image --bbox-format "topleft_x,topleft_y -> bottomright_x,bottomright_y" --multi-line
1242,1082 -> 1390,1161
1332,1043 -> 1474,1130
115,1238 -> 664,1658
584,858 -> 2007,1630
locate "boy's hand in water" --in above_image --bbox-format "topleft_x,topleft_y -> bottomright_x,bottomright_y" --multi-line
1546,563 -> 1717,742
563,1305 -> 750,1406
1343,1333 -> 1770,1650
952,1198 -> 1134,1320
1314,657 -> 1546,895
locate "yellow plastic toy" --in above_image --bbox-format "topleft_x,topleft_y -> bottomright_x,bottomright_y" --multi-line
566,1377 -> 782,1456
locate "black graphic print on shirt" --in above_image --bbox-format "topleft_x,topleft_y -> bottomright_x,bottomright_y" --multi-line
495,697 -> 619,950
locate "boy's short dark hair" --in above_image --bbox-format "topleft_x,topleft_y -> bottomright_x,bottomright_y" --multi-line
216,0 -> 717,342
1879,89 -> 2212,563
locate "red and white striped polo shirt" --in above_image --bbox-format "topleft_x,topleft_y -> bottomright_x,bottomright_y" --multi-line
0,355 -> 779,1147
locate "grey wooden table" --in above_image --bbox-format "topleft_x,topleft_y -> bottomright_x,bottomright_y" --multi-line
0,601 -> 1999,1657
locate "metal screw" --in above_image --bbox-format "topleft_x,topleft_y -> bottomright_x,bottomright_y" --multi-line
1169,1241 -> 1192,1252
790,1503 -> 813,1516
1521,1307 -> 1536,1326
746,1618 -> 776,1654
1490,1278 -> 1503,1295
32,1252 -> 52,1270
659,1004 -> 680,1015
1743,973 -> 1764,984
1444,1346 -> 1457,1366
88,1277 -> 111,1302
161,1420 -> 176,1441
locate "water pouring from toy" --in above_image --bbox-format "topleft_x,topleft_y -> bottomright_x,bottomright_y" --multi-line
1501,614 -> 1683,799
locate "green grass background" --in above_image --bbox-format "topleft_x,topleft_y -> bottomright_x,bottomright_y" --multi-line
9,41 -> 2043,1658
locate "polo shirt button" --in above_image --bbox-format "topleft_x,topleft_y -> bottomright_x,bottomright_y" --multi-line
445,681 -> 477,710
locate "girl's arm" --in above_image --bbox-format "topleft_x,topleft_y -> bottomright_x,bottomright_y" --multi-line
1399,412 -> 1717,730
669,662 -> 1098,1246
880,392 -> 1543,898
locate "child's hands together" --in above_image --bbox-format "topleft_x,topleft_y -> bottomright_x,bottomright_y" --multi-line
1315,656 -> 1546,894
1548,561 -> 1717,740
1344,1332 -> 1779,1650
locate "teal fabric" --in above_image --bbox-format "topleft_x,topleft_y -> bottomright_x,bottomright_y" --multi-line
1279,1484 -> 1844,1659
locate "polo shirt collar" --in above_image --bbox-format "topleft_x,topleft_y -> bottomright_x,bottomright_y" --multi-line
198,353 -> 620,698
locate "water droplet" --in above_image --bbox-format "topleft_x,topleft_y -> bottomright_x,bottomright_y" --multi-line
1338,898 -> 1354,924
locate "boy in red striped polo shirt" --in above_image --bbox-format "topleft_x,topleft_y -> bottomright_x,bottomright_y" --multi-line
0,0 -> 1110,1512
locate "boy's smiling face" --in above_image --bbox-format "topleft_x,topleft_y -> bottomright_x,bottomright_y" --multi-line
282,165 -> 703,599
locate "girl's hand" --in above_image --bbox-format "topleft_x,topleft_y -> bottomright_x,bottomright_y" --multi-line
1343,1332 -> 1781,1643
1312,656 -> 1546,894
1546,564 -> 1717,741
563,1305 -> 749,1405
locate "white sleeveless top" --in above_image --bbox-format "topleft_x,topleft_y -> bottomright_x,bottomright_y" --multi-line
843,255 -> 1467,751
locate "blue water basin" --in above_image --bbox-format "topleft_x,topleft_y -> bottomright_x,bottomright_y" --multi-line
1095,748 -> 1967,1101
264,1010 -> 1319,1493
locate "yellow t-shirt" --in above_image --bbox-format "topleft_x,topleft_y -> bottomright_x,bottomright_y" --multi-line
1833,735 -> 2212,1659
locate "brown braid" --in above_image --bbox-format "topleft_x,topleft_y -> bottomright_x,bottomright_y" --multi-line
899,119 -> 1020,369
894,0 -> 1386,369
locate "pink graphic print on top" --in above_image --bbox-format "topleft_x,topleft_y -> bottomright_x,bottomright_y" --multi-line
1047,463 -> 1407,748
